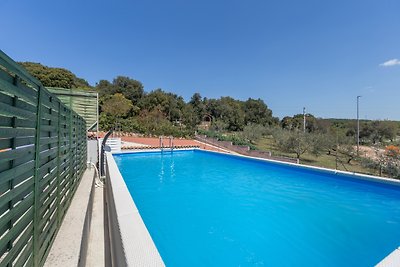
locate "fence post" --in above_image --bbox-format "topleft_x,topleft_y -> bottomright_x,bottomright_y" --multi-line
32,85 -> 43,267
56,101 -> 62,227
69,110 -> 73,203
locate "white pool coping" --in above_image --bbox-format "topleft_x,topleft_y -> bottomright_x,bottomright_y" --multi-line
110,148 -> 400,266
376,247 -> 400,267
106,152 -> 165,267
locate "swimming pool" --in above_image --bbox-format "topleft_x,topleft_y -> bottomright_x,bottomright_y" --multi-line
113,150 -> 400,266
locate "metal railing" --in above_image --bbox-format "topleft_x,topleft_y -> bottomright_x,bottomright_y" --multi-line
0,50 -> 87,266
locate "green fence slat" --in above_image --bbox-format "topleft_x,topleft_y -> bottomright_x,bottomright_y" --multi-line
0,136 -> 35,150
39,136 -> 58,146
0,208 -> 33,251
0,146 -> 35,162
0,161 -> 34,187
0,127 -> 36,138
0,79 -> 37,104
0,50 -> 42,88
38,219 -> 57,265
13,236 -> 34,267
0,179 -> 34,209
0,90 -> 37,112
0,223 -> 33,266
0,101 -> 37,120
0,194 -> 34,230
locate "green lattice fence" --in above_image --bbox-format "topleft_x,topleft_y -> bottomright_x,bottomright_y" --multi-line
0,50 -> 87,266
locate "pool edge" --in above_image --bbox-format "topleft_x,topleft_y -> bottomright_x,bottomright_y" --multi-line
105,152 -> 165,267
193,148 -> 400,187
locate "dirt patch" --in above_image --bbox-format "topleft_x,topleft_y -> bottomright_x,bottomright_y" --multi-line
357,145 -> 384,160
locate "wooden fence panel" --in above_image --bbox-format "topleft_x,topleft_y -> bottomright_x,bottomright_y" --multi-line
0,50 -> 87,267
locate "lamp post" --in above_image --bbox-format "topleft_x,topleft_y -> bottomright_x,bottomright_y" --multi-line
303,107 -> 306,133
357,96 -> 361,155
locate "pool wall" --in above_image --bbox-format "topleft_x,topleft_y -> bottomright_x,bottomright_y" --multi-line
105,152 -> 165,267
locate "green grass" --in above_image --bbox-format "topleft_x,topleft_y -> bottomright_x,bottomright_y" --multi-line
255,136 -> 380,176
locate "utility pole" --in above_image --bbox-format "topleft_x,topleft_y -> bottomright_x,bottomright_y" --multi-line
357,96 -> 361,155
303,107 -> 306,133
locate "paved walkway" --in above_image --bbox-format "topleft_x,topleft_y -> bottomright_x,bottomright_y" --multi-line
44,168 -> 96,266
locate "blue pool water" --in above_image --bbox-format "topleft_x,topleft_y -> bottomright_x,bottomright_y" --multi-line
114,150 -> 400,267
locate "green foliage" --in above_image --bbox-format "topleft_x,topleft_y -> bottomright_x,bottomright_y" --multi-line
101,93 -> 133,117
206,97 -> 245,131
189,93 -> 206,126
240,123 -> 267,144
138,89 -> 185,122
274,130 -> 307,159
19,62 -> 91,88
21,61 -> 280,137
244,98 -> 276,126
97,76 -> 144,104
272,128 -> 329,159
209,120 -> 228,132
280,113 -> 318,132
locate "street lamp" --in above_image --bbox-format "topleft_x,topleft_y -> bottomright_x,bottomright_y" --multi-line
357,96 -> 361,155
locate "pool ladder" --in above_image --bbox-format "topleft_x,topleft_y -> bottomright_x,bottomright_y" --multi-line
159,136 -> 174,153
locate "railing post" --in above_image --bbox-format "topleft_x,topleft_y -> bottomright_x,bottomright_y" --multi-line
32,85 -> 43,267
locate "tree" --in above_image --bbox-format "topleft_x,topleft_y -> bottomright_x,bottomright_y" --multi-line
209,120 -> 228,132
281,116 -> 294,130
101,93 -> 133,117
96,76 -> 144,104
19,62 -> 91,88
273,129 -> 328,159
358,120 -> 397,144
112,76 -> 144,104
281,113 -> 318,132
241,123 -> 266,144
243,98 -> 274,126
189,93 -> 205,126
376,121 -> 397,142
96,80 -> 113,97
274,130 -> 307,159
138,89 -> 185,122
217,97 -> 245,131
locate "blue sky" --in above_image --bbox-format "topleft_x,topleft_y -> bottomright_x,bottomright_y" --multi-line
1,0 -> 399,120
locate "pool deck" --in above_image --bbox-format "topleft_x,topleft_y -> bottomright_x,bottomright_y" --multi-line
44,167 -> 105,266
